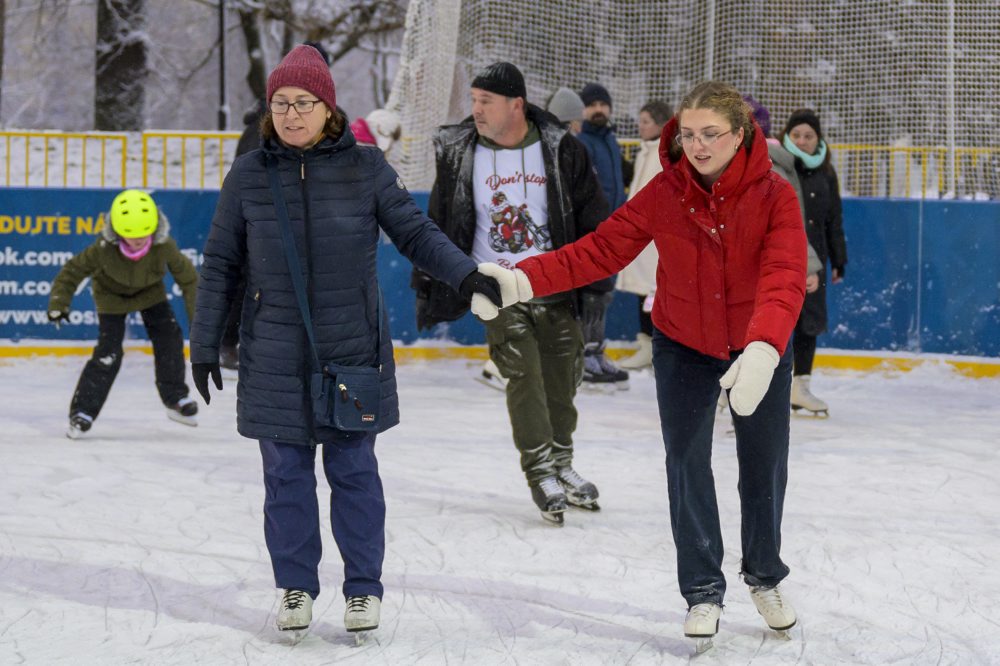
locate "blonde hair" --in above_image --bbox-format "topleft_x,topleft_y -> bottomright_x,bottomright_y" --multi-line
669,81 -> 755,160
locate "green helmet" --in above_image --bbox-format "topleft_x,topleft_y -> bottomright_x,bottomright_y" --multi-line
110,189 -> 158,238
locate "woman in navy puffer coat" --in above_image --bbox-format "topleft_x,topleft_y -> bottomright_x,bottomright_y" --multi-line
189,45 -> 501,636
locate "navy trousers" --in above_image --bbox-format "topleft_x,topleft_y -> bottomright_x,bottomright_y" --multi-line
651,331 -> 792,607
259,431 -> 385,600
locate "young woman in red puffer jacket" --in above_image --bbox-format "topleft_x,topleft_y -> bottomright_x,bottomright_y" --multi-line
479,81 -> 808,642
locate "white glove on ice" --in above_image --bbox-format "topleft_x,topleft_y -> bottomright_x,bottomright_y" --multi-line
476,262 -> 534,307
718,341 -> 780,416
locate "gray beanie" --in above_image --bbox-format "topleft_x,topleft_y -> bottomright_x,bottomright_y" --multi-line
546,87 -> 584,123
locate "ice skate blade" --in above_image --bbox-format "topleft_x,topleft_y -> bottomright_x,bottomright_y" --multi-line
351,629 -> 377,646
66,426 -> 84,440
580,381 -> 618,394
166,410 -> 198,427
773,629 -> 793,641
540,510 -> 565,525
791,406 -> 829,419
279,627 -> 309,644
613,380 -> 629,391
566,497 -> 600,511
689,637 -> 715,654
475,373 -> 507,392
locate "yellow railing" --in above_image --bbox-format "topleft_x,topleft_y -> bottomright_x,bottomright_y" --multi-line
141,131 -> 242,189
0,131 -> 128,188
831,145 -> 1000,198
2,129 -> 998,199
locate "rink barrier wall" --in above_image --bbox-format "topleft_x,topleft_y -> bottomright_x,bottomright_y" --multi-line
1,187 -> 998,368
2,341 -> 999,378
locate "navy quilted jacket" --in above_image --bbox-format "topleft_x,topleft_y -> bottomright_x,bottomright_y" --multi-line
190,126 -> 476,444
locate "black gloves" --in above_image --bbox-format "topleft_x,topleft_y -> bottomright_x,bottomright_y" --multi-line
47,310 -> 69,326
579,291 -> 613,344
192,362 -> 223,404
458,270 -> 503,308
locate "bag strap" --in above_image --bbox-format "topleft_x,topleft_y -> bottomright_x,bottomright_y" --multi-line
266,157 -> 383,371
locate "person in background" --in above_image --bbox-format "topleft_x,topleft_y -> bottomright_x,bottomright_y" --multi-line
47,189 -> 199,438
576,82 -> 629,389
482,81 -> 806,644
350,109 -> 402,154
412,62 -> 611,525
616,100 -> 673,370
479,85 -> 588,392
189,45 -> 503,638
546,86 -> 585,134
781,108 -> 848,417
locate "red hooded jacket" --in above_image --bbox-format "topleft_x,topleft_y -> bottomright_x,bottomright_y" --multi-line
516,117 -> 807,360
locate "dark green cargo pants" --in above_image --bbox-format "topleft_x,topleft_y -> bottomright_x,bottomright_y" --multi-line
484,299 -> 584,485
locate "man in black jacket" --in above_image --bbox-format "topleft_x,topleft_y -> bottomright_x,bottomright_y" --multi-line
411,62 -> 612,525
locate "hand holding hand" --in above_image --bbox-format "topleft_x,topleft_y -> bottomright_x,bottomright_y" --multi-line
475,263 -> 534,309
192,362 -> 223,404
459,268 -> 504,321
718,341 -> 780,416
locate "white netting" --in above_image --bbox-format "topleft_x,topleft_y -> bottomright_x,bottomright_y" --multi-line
386,0 -> 1000,198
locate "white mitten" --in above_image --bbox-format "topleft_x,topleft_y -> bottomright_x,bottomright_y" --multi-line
718,341 -> 780,416
470,293 -> 499,320
476,263 -> 535,306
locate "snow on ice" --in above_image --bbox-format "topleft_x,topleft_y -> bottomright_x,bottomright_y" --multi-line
1,354 -> 999,664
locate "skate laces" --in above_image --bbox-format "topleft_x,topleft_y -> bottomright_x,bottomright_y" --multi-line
688,603 -> 718,620
282,590 -> 309,610
751,586 -> 786,612
537,476 -> 563,497
558,466 -> 588,489
346,596 -> 371,612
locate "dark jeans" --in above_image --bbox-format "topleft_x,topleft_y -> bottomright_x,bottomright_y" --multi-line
259,432 -> 385,600
70,300 -> 188,419
484,300 -> 583,485
792,332 -> 817,376
651,331 -> 792,607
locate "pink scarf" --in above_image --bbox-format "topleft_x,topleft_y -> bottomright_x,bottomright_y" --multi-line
119,236 -> 153,261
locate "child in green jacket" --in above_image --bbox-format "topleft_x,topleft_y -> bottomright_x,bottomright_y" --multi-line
48,189 -> 199,438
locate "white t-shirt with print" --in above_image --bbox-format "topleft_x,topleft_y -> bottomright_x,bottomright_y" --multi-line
470,141 -> 551,269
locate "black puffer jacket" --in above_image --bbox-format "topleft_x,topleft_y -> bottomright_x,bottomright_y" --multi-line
796,162 -> 848,335
191,123 -> 476,444
412,104 -> 612,327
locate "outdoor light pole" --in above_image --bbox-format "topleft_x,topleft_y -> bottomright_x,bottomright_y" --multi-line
218,0 -> 229,130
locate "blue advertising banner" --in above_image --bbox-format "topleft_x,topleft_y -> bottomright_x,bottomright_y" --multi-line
0,188 -> 216,341
2,187 -> 998,357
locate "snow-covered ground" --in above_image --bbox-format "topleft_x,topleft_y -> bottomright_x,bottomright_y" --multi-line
2,354 -> 999,665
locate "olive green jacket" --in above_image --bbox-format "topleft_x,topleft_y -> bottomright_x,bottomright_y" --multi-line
48,212 -> 198,321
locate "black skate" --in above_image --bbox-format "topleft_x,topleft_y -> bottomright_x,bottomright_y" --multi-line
66,412 -> 94,439
530,476 -> 567,525
556,466 -> 601,510
166,397 -> 198,427
581,344 -> 629,392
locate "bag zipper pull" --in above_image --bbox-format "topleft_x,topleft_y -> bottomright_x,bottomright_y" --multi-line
338,383 -> 348,401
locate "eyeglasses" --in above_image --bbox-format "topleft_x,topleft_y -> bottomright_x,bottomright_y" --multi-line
675,129 -> 734,147
269,99 -> 321,115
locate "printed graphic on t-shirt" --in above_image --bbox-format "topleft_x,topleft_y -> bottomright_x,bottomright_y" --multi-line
471,142 -> 551,267
486,190 -> 551,253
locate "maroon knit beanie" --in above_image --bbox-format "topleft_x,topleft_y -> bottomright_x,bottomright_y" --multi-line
266,45 -> 336,111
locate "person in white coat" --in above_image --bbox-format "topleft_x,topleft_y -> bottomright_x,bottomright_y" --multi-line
617,100 -> 673,369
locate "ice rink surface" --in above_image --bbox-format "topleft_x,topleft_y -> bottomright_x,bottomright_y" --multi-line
1,354 -> 999,665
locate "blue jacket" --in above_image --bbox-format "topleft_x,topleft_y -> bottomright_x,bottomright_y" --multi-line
577,122 -> 626,209
190,125 -> 476,444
